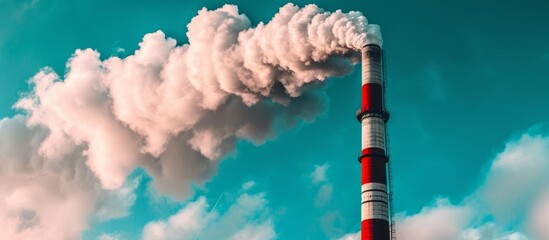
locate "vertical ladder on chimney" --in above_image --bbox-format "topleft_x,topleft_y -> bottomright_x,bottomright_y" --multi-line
382,50 -> 397,240
387,145 -> 396,240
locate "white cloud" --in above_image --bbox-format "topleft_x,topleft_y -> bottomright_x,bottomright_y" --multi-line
142,184 -> 275,240
529,190 -> 549,240
478,132 -> 549,225
228,221 -> 275,240
460,224 -> 528,240
142,197 -> 208,240
97,233 -> 121,240
396,199 -> 473,240
392,201 -> 530,240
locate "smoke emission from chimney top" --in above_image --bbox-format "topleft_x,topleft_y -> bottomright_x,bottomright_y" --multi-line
13,3 -> 382,198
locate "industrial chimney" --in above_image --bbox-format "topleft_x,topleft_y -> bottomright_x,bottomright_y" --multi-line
357,44 -> 392,240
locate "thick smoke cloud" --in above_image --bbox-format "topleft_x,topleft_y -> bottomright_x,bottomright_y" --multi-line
0,116 -> 138,240
0,3 -> 381,239
15,3 -> 381,198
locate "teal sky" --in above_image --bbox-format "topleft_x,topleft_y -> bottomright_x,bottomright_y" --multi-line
1,0 -> 548,239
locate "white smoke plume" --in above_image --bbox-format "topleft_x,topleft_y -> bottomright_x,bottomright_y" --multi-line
0,116 -> 139,240
14,3 -> 381,197
0,3 -> 381,239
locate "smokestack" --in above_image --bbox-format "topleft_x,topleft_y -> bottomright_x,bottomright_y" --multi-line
357,44 -> 391,240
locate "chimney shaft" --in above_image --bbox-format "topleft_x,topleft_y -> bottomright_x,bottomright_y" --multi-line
357,44 -> 390,240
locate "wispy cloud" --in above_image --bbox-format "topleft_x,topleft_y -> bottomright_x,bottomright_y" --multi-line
10,0 -> 41,20
310,163 -> 333,208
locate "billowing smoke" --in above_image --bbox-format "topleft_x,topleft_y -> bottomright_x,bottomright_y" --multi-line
0,3 -> 380,238
15,3 -> 381,196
